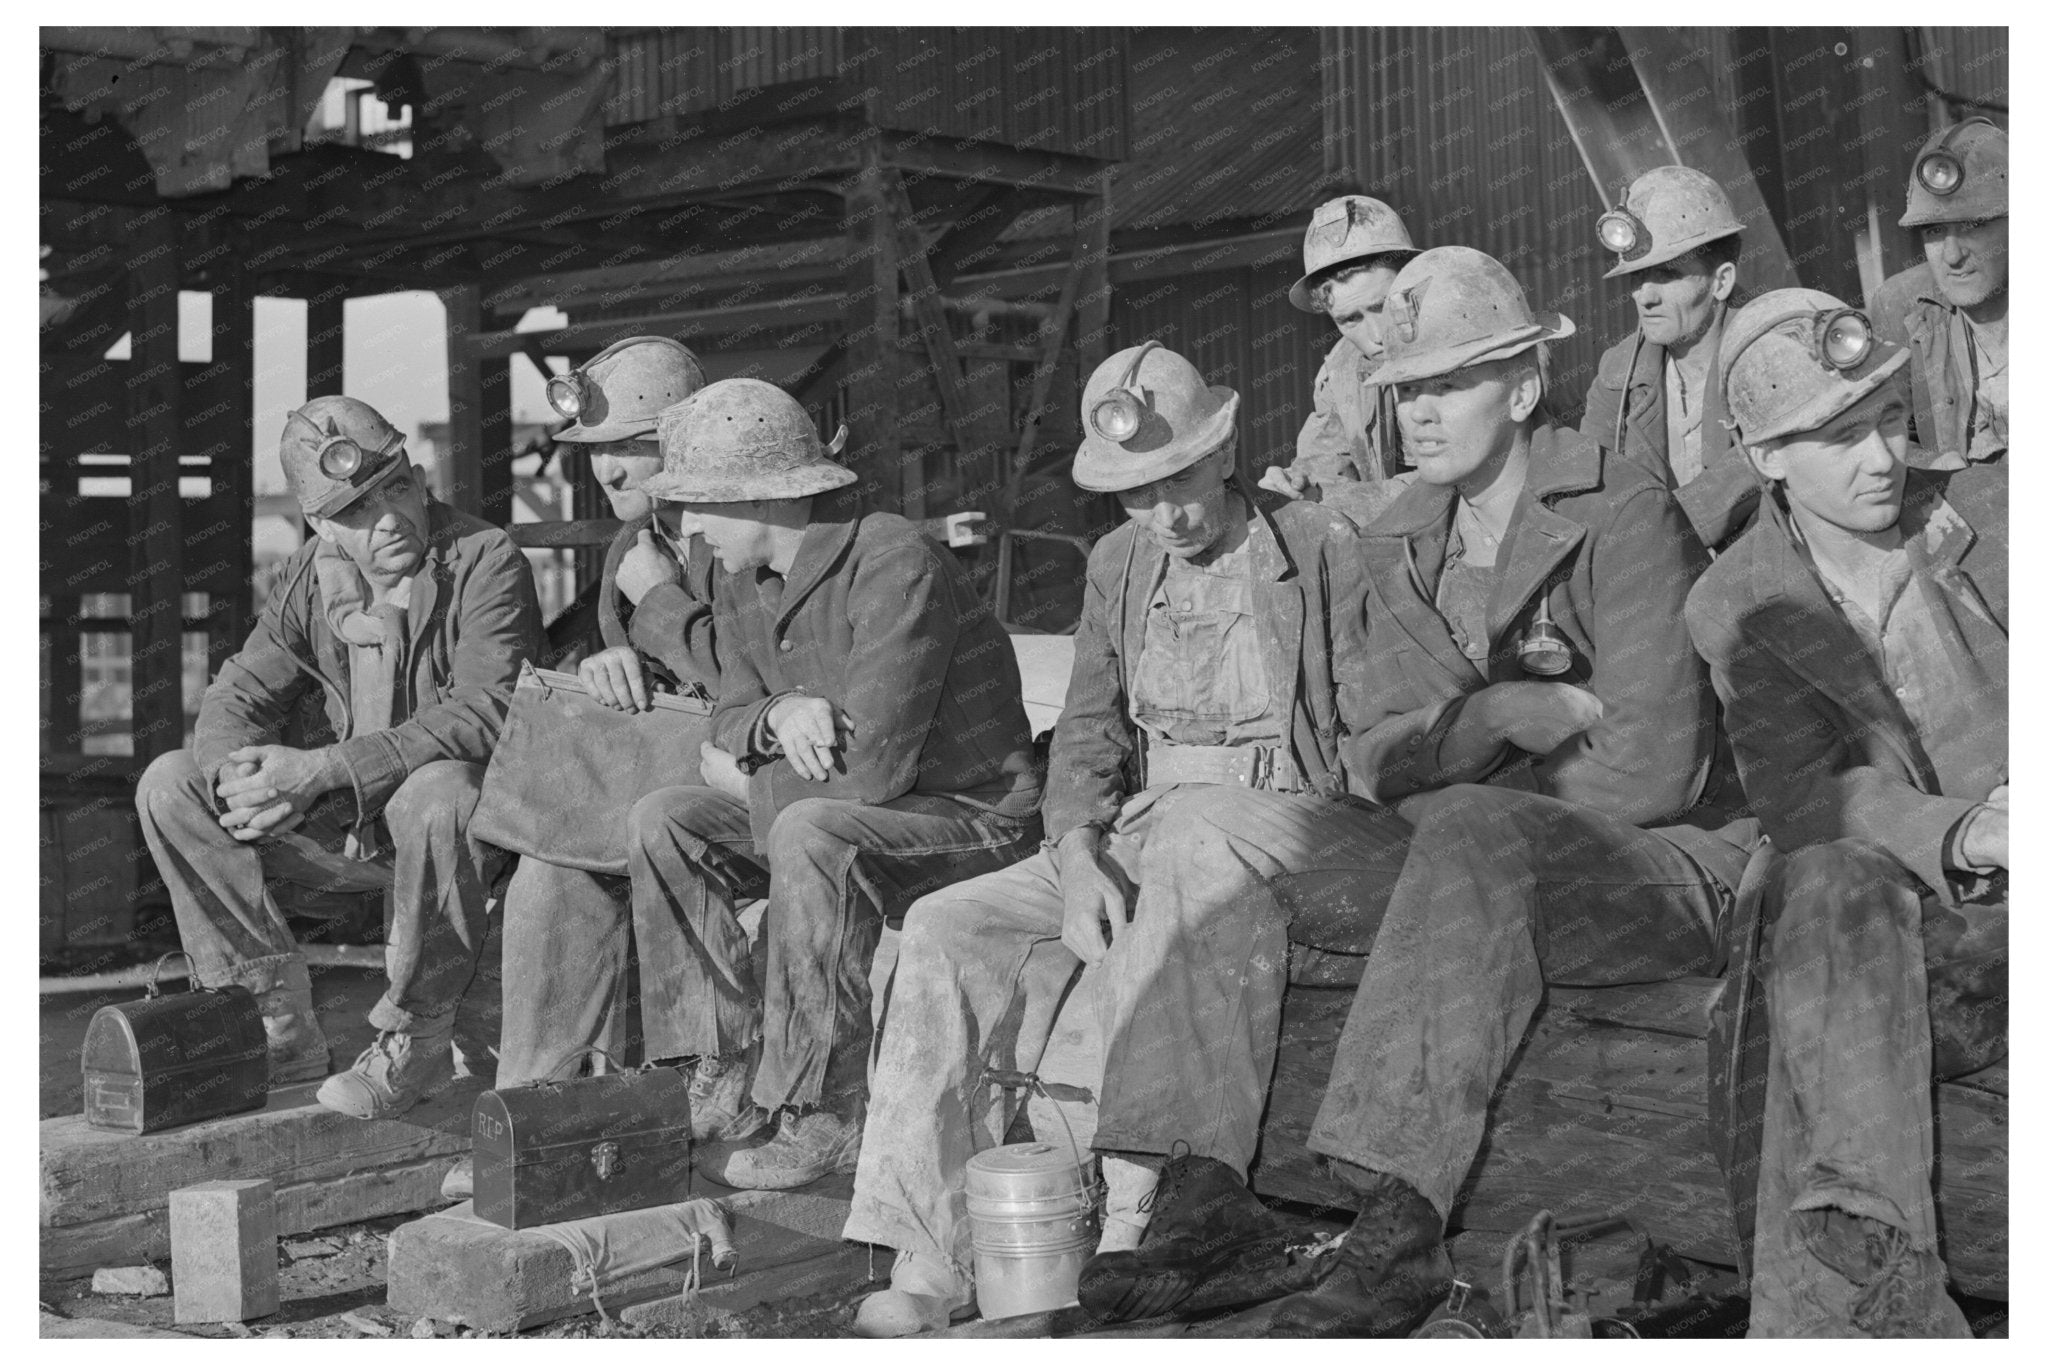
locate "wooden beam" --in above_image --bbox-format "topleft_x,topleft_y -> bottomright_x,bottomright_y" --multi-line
465,295 -> 845,360
923,186 -> 1037,291
481,240 -> 848,318
125,210 -> 186,763
876,130 -> 1110,196
440,284 -> 512,524
306,284 -> 345,398
886,170 -> 977,462
842,138 -> 904,516
206,244 -> 256,680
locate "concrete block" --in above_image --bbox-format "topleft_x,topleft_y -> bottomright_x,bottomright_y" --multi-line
386,1175 -> 857,1334
169,1179 -> 278,1324
90,1265 -> 167,1296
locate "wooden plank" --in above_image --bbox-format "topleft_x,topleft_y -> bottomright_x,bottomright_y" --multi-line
466,295 -> 845,360
125,208 -> 185,763
842,138 -> 902,515
508,518 -> 624,550
886,170 -> 976,492
41,1157 -> 454,1277
440,283 -> 485,519
306,285 -> 344,397
206,252 -> 255,681
40,1077 -> 479,1230
481,239 -> 846,317
876,129 -> 1109,195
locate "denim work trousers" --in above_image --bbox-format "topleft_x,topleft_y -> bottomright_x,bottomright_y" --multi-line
1307,783 -> 1728,1218
844,784 -> 1411,1278
627,784 -> 1039,1113
135,748 -> 499,1032
496,858 -> 641,1087
1749,840 -> 2005,1337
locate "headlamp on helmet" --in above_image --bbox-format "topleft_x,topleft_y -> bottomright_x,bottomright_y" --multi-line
546,368 -> 594,420
1087,339 -> 1162,444
1914,116 -> 1995,198
1813,308 -> 1875,373
293,412 -> 404,483
1597,207 -> 1651,261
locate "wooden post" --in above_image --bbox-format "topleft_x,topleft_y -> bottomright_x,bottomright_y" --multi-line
1072,170 -> 1114,396
208,250 -> 256,678
440,284 -> 512,523
841,139 -> 904,516
306,284 -> 345,398
125,208 -> 186,764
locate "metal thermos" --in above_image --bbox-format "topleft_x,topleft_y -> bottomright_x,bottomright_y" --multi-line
964,1142 -> 1097,1320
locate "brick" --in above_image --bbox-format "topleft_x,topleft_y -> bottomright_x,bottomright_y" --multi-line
169,1179 -> 278,1324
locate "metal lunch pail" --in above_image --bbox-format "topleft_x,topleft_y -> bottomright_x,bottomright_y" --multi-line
964,1141 -> 1098,1319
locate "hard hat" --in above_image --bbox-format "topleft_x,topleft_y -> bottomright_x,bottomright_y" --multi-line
641,378 -> 854,503
548,335 -> 707,443
1071,341 -> 1240,494
1899,117 -> 2007,228
1719,287 -> 1909,445
1363,247 -> 1575,389
280,395 -> 411,519
1287,196 -> 1420,312
1597,166 -> 1745,279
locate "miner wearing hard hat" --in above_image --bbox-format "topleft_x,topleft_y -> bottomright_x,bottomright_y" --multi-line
1259,195 -> 1423,526
134,395 -> 543,1120
1580,165 -> 1763,549
1121,247 -> 1762,1337
436,335 -> 718,1202
1870,117 -> 2009,470
843,341 -> 1401,1336
1685,288 -> 2005,1337
610,378 -> 1041,1194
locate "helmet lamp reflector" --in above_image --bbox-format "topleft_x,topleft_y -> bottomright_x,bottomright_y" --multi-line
318,439 -> 364,480
1090,390 -> 1144,443
546,373 -> 586,420
1917,150 -> 1964,196
1818,310 -> 1874,371
1597,211 -> 1637,255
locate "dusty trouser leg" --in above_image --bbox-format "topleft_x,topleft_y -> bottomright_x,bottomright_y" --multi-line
751,794 -> 1041,1113
496,857 -> 635,1086
1090,785 -> 1413,1176
1747,840 -> 1996,1338
369,760 -> 502,1033
1307,784 -> 1724,1218
843,849 -> 1078,1278
627,785 -> 766,1063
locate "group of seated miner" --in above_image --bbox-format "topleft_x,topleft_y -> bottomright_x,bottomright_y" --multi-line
137,121 -> 2007,1342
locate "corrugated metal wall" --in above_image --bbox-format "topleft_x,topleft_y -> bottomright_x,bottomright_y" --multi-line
1920,27 -> 2009,110
1319,27 -> 1628,414
600,28 -> 1126,160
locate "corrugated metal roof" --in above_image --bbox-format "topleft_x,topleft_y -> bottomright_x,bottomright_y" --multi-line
1111,27 -> 1329,233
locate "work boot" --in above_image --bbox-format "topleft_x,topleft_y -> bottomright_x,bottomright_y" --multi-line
688,1047 -> 769,1144
242,955 -> 331,1086
852,1249 -> 977,1338
1193,1168 -> 1451,1338
1079,1153 -> 1327,1322
1095,1154 -> 1162,1253
703,1101 -> 863,1191
440,1156 -> 473,1203
1799,1210 -> 1970,1338
315,1011 -> 457,1120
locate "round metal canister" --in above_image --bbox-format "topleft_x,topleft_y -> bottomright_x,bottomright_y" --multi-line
964,1142 -> 1097,1320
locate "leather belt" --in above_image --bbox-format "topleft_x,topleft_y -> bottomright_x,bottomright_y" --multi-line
1145,743 -> 1305,793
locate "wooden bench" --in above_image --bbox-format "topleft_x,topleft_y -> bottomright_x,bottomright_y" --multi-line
1010,634 -> 2006,1299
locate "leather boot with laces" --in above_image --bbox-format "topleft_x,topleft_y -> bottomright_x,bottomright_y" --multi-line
1193,1168 -> 1451,1338
689,1047 -> 769,1144
853,1249 -> 977,1337
1800,1210 -> 1970,1338
241,956 -> 331,1086
703,1100 -> 863,1190
1079,1152 -> 1327,1322
316,1011 -> 456,1120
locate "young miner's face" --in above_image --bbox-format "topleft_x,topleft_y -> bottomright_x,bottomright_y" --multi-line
1394,359 -> 1533,493
674,502 -> 777,573
1117,443 -> 1236,560
1919,217 -> 2009,312
1629,251 -> 1733,348
313,463 -> 432,584
1754,386 -> 1911,535
1324,262 -> 1403,362
586,439 -> 666,521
